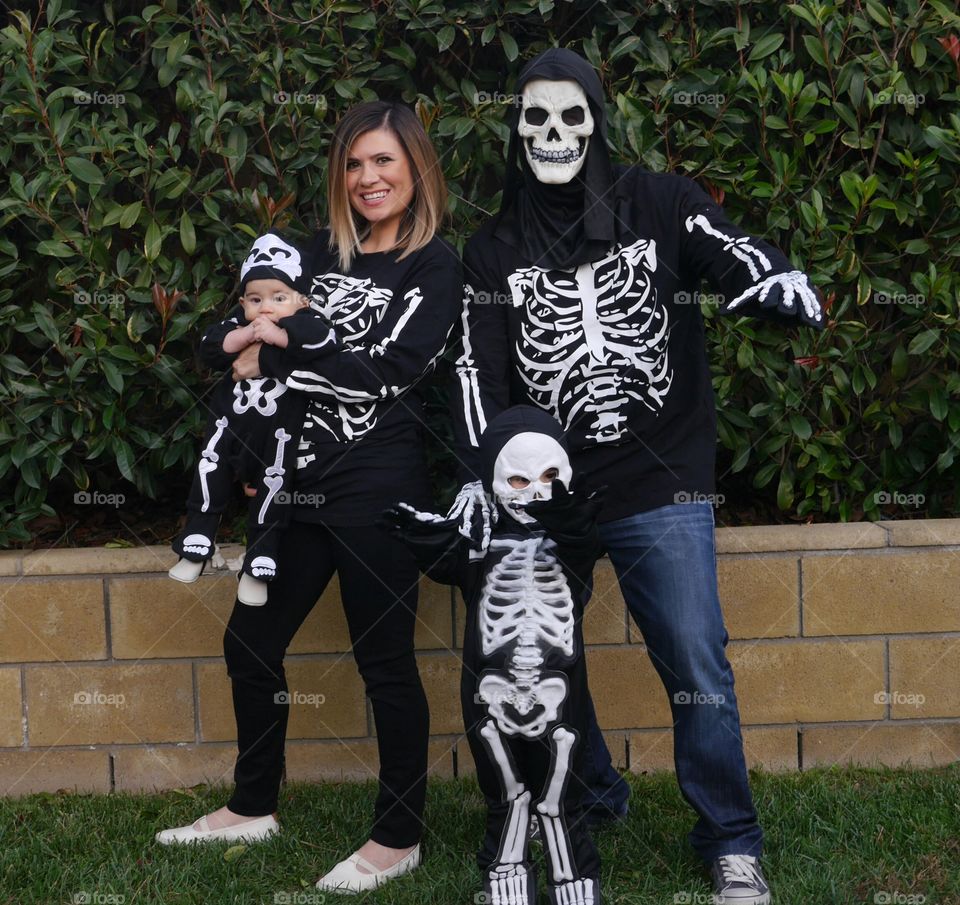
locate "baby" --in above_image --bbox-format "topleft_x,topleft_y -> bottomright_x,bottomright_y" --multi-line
382,406 -> 604,905
170,232 -> 330,605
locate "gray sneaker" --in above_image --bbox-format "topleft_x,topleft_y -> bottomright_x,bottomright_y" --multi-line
710,854 -> 771,904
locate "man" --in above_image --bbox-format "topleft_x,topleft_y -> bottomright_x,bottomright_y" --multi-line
450,47 -> 823,905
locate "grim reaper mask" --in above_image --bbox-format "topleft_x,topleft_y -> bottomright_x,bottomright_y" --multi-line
494,48 -> 616,271
479,406 -> 572,526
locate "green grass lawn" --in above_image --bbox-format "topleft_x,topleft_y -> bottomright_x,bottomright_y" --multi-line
1,766 -> 958,905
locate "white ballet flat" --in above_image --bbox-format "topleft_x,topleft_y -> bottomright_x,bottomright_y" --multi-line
237,573 -> 268,606
168,558 -> 207,583
315,843 -> 421,894
155,812 -> 278,845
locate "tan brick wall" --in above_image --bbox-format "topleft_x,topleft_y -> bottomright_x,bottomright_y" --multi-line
0,522 -> 958,796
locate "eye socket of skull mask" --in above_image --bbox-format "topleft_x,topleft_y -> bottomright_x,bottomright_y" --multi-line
492,432 -> 572,524
517,78 -> 594,185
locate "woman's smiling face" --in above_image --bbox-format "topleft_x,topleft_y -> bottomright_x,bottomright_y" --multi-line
345,127 -> 415,237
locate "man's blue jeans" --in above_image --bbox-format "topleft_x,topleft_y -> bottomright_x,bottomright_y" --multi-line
582,501 -> 763,862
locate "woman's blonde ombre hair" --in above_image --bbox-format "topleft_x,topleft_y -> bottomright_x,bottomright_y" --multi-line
327,101 -> 447,272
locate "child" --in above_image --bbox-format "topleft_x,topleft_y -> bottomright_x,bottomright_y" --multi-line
381,405 -> 603,905
170,232 -> 332,606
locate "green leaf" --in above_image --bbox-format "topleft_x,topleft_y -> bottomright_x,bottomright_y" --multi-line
114,439 -> 136,482
907,329 -> 940,355
119,201 -> 142,229
179,211 -> 196,254
437,25 -> 455,52
101,359 -> 124,394
144,220 -> 162,262
65,157 -> 105,185
789,414 -> 812,440
37,240 -> 73,258
748,33 -> 784,62
776,467 -> 795,510
223,844 -> 247,862
500,31 -> 518,62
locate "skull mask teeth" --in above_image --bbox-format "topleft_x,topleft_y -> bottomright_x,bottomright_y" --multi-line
517,79 -> 594,185
492,432 -> 573,524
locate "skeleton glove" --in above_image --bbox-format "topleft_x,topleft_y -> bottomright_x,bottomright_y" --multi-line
726,270 -> 824,327
378,503 -> 464,582
522,480 -> 605,544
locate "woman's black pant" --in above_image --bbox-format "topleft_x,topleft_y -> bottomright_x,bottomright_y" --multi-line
223,520 -> 429,848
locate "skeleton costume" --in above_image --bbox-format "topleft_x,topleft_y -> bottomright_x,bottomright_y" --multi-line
172,233 -> 329,592
448,49 -> 821,902
454,49 -> 824,522
194,229 -> 461,848
384,406 -> 603,905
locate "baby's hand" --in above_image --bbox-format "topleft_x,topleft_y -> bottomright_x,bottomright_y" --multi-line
251,316 -> 288,347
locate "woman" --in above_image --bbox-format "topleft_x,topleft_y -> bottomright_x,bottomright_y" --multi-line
157,101 -> 462,895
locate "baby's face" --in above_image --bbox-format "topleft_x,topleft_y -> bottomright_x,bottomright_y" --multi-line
241,278 -> 308,323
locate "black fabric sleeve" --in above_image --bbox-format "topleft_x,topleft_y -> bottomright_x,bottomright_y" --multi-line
449,236 -> 513,483
677,177 -> 824,328
258,253 -> 461,402
276,307 -> 336,365
197,304 -> 246,371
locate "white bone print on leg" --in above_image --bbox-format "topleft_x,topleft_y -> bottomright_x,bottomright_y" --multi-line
257,428 -> 291,524
536,725 -> 577,884
479,719 -> 537,905
197,416 -> 229,512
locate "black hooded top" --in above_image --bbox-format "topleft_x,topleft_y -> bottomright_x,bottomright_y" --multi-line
493,48 -> 616,270
454,50 -> 823,522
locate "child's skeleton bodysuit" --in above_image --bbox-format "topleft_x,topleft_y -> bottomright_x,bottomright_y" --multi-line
387,406 -> 602,905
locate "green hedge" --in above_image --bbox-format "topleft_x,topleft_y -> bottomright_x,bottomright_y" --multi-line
1,0 -> 958,543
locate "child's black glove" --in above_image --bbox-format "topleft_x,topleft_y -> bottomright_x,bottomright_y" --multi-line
523,480 -> 605,542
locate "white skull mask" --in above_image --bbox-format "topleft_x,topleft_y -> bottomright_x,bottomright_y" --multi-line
492,432 -> 573,524
518,78 -> 594,184
241,234 -> 303,284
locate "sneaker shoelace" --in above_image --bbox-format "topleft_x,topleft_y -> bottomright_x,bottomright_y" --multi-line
717,855 -> 764,888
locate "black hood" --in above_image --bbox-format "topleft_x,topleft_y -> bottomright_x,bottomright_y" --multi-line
478,405 -> 568,495
493,47 -> 615,270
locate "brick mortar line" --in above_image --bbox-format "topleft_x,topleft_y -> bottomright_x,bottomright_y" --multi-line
3,720 -> 960,755
5,629 -> 960,671
9,528 -> 960,577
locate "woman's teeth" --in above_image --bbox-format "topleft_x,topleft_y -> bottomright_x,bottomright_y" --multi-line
362,190 -> 388,201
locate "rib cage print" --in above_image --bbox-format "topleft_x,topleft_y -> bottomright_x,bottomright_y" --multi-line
299,273 -> 393,447
479,537 -> 575,664
507,238 -> 673,443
